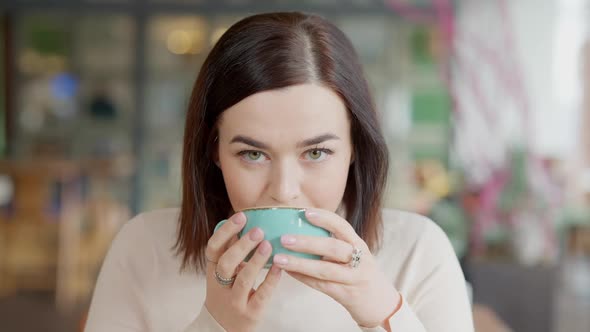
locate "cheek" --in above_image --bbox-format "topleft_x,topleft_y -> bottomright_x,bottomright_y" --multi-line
219,159 -> 265,211
303,161 -> 350,211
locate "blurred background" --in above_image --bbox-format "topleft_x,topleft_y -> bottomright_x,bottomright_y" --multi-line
0,0 -> 589,331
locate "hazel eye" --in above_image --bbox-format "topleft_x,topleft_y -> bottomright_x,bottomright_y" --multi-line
308,149 -> 323,160
246,151 -> 263,161
238,150 -> 269,164
303,148 -> 332,162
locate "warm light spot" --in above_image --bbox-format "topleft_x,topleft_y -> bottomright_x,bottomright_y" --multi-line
167,30 -> 192,55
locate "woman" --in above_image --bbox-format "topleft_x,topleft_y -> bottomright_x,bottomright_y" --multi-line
85,12 -> 473,332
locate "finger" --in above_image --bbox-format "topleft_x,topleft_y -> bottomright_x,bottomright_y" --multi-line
205,212 -> 247,262
232,261 -> 247,277
305,209 -> 362,247
232,240 -> 272,299
205,260 -> 247,290
273,254 -> 353,284
206,235 -> 239,265
280,235 -> 352,263
228,234 -> 240,247
216,227 -> 265,278
248,264 -> 282,313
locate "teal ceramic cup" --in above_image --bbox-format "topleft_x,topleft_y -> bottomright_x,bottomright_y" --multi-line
214,207 -> 331,268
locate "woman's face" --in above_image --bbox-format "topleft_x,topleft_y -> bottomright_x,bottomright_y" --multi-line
216,83 -> 353,212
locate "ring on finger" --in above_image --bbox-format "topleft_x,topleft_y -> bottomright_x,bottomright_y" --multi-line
214,270 -> 236,287
349,246 -> 362,269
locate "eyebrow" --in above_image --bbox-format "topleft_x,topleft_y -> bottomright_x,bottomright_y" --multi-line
230,133 -> 340,149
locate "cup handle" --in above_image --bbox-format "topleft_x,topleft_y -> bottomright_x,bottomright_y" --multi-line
214,219 -> 228,233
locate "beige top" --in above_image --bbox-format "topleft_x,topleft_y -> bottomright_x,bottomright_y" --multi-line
85,208 -> 474,332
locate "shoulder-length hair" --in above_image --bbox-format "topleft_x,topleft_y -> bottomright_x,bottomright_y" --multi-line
176,12 -> 389,271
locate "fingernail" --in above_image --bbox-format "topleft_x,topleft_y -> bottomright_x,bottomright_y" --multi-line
249,227 -> 264,241
258,241 -> 271,255
232,212 -> 246,225
281,235 -> 296,245
305,210 -> 318,219
273,255 -> 288,265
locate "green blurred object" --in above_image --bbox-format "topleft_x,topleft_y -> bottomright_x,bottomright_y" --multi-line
412,89 -> 451,123
409,24 -> 452,165
498,148 -> 529,212
561,206 -> 590,227
22,15 -> 70,56
410,88 -> 451,163
411,25 -> 435,68
412,145 -> 447,162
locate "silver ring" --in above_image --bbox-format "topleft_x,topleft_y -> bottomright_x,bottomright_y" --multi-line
349,247 -> 362,269
214,270 -> 236,287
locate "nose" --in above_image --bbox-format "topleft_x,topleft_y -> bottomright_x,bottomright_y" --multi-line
268,159 -> 301,206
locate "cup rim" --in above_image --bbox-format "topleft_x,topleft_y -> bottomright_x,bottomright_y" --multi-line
239,206 -> 306,212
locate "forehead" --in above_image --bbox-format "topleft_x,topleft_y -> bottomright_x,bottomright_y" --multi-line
218,84 -> 350,142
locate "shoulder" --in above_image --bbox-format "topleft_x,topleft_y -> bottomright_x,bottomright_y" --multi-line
117,208 -> 180,244
106,208 -> 181,271
380,208 -> 449,245
377,210 -> 473,331
379,208 -> 455,263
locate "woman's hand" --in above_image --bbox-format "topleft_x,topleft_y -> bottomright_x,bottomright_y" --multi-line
272,208 -> 401,329
204,212 -> 282,332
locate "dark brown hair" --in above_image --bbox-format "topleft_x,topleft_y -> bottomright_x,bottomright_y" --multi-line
176,12 -> 389,272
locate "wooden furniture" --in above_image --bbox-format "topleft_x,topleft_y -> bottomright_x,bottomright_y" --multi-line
0,159 -> 131,313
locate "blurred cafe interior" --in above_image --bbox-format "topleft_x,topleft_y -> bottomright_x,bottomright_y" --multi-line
0,0 -> 590,331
